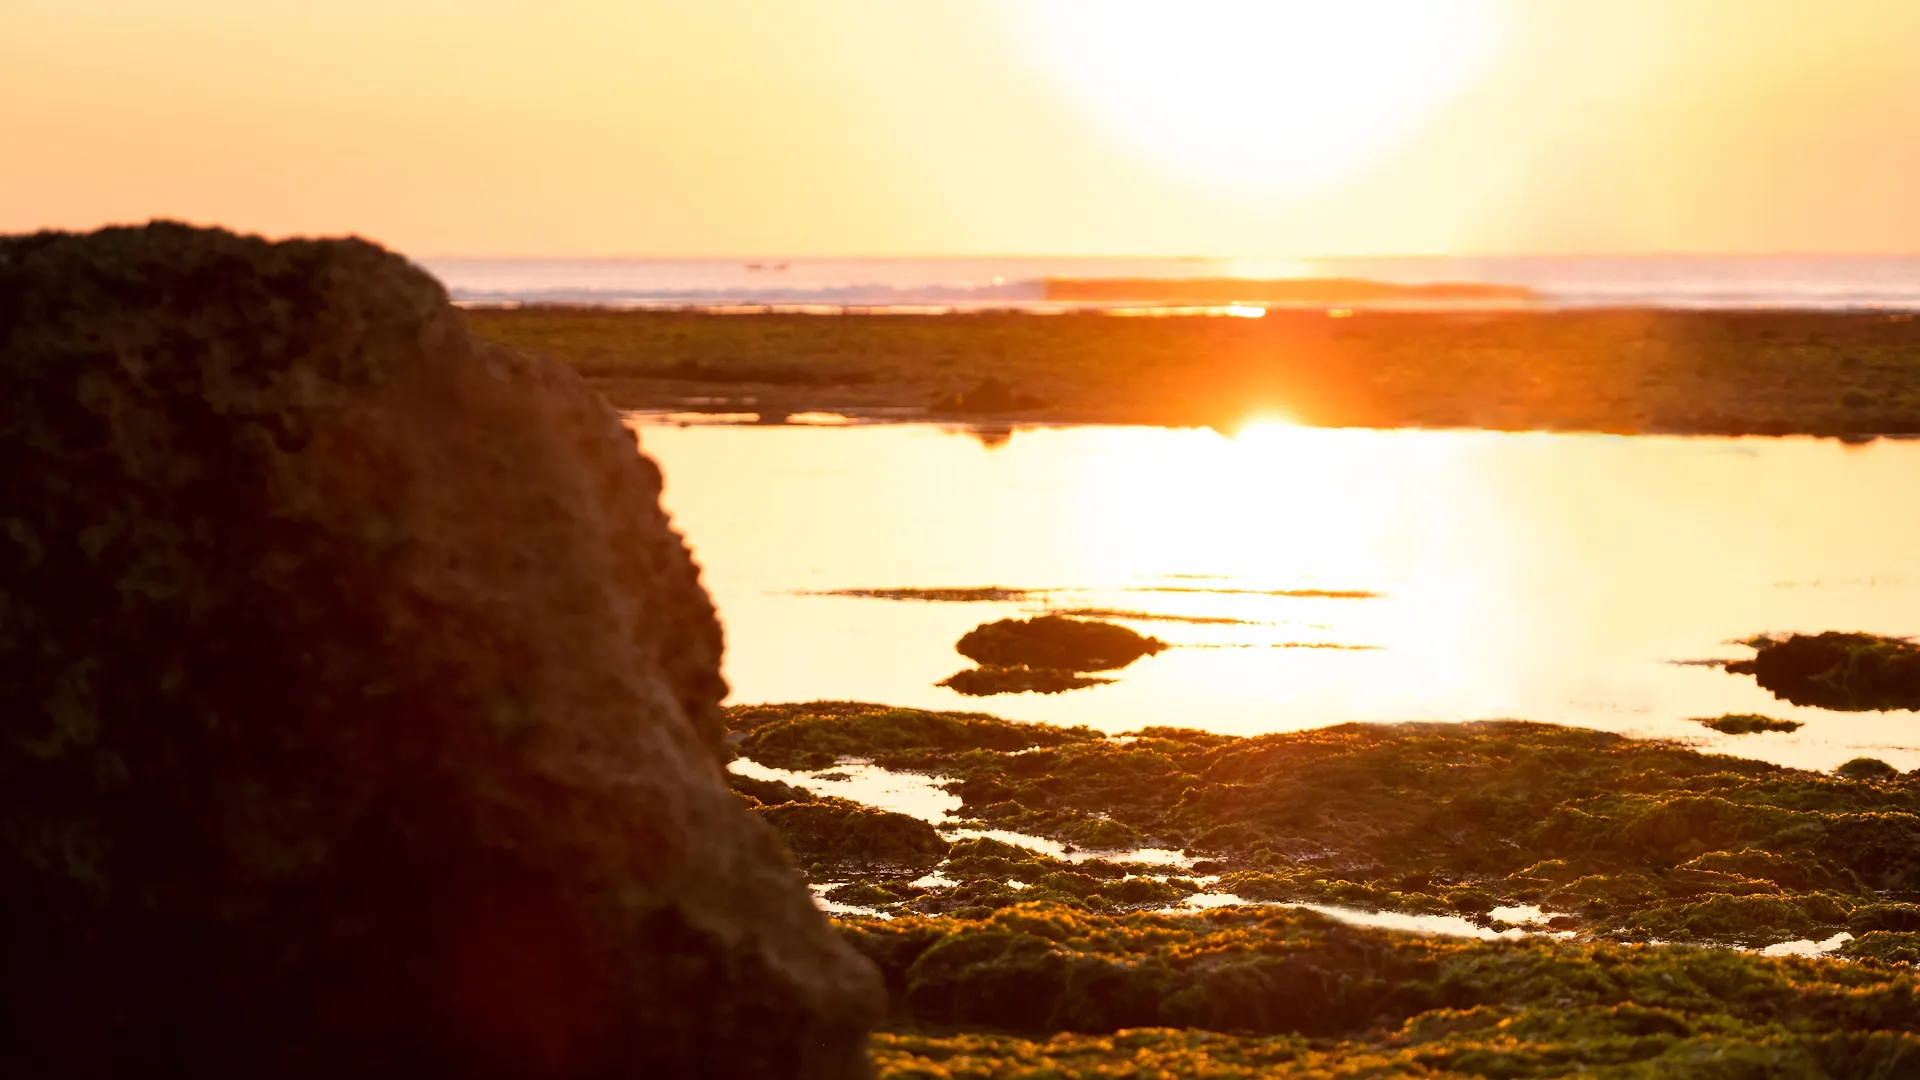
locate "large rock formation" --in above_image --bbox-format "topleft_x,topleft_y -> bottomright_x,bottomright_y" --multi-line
0,223 -> 882,1077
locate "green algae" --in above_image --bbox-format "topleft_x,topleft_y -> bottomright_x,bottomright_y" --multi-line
1839,757 -> 1903,781
939,666 -> 1114,697
728,701 -> 1102,771
1727,632 -> 1920,711
1841,932 -> 1920,965
715,702 -> 1920,1071
856,902 -> 1920,1075
729,772 -> 815,806
871,1016 -> 1920,1079
956,616 -> 1167,673
728,704 -> 1920,947
840,901 -> 1920,1040
1693,713 -> 1804,735
754,795 -> 951,870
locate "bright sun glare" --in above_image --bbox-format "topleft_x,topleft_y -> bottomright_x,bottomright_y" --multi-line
1006,0 -> 1505,195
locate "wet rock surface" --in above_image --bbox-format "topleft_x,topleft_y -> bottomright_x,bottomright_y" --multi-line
0,224 -> 881,1077
1693,712 -> 1804,734
956,615 -> 1167,672
856,903 -> 1920,1077
938,664 -> 1113,696
726,703 -> 1920,948
723,702 -> 1920,1076
940,615 -> 1165,696
755,797 -> 951,872
1728,631 -> 1920,711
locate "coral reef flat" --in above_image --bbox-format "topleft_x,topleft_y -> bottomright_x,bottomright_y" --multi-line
465,307 -> 1920,434
729,703 -> 1920,947
723,703 -> 1920,1075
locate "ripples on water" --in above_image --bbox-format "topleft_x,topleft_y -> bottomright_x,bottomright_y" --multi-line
658,420 -> 1920,772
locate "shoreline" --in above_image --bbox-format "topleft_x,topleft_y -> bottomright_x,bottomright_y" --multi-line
467,306 -> 1920,437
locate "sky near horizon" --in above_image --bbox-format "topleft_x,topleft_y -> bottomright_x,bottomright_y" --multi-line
4,0 -> 1918,258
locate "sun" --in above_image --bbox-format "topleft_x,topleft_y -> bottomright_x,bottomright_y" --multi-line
1003,0 -> 1505,196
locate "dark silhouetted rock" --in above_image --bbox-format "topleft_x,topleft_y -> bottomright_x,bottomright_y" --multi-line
956,615 -> 1167,672
1688,713 -> 1803,735
0,223 -> 882,1078
1726,632 -> 1920,711
939,665 -> 1114,696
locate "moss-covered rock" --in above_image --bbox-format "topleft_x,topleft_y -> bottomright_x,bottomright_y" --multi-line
840,901 -> 1920,1039
729,772 -> 817,806
757,796 -> 951,869
956,615 -> 1167,672
1693,713 -> 1804,734
1727,632 -> 1920,711
939,665 -> 1113,696
730,704 -> 1920,946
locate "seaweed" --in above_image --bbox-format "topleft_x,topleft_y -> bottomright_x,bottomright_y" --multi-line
728,701 -> 1101,771
939,665 -> 1114,696
1727,632 -> 1920,711
871,1016 -> 1920,1078
838,901 -> 1920,1039
728,704 -> 1920,946
1839,757 -> 1903,781
1692,713 -> 1804,734
729,773 -> 815,806
753,795 -> 951,869
955,615 -> 1167,672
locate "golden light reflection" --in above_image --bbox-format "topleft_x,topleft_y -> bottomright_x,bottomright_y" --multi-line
637,422 -> 1920,773
1003,0 -> 1507,195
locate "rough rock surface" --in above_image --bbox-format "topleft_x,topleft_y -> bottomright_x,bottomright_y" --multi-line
1727,631 -> 1920,711
955,615 -> 1167,672
0,223 -> 882,1078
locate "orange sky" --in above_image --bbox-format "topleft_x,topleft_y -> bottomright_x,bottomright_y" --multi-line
4,0 -> 1918,257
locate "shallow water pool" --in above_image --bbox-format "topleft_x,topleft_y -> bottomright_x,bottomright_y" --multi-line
643,420 -> 1920,771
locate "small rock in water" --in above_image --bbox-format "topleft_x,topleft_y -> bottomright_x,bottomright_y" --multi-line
956,615 -> 1168,672
940,664 -> 1116,696
1690,713 -> 1803,734
1726,631 -> 1920,711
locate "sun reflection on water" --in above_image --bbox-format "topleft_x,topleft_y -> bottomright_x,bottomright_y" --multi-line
638,420 -> 1920,772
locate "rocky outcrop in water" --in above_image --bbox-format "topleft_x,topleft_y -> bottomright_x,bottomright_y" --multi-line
939,665 -> 1114,696
1727,631 -> 1920,711
940,616 -> 1165,697
956,615 -> 1166,672
0,223 -> 882,1078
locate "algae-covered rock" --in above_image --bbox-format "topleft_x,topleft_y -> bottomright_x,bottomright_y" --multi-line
956,615 -> 1166,672
1727,632 -> 1920,711
840,901 -> 1920,1040
0,223 -> 881,1077
1692,713 -> 1803,734
1838,756 -> 1903,781
939,664 -> 1114,696
756,796 -> 951,870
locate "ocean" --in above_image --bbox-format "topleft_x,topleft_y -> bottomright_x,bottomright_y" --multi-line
420,254 -> 1920,312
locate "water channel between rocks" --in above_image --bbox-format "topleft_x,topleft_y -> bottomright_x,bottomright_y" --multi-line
727,756 -> 1856,957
